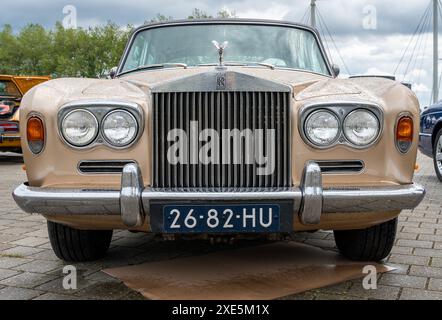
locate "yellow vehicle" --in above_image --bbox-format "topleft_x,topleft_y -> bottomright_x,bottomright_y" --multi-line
0,75 -> 50,153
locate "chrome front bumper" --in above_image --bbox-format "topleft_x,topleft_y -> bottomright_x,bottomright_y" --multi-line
12,162 -> 426,228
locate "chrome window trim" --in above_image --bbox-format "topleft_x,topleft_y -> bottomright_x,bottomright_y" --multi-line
395,111 -> 414,155
57,100 -> 144,150
115,19 -> 335,78
298,102 -> 384,150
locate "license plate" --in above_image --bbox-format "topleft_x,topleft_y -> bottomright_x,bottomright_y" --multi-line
163,204 -> 280,233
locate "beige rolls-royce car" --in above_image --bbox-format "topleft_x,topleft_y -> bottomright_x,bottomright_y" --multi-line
13,19 -> 425,262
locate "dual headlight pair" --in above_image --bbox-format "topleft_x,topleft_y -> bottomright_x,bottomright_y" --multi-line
61,109 -> 138,148
304,108 -> 381,148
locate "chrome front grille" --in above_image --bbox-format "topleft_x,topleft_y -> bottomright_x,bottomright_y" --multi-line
152,91 -> 291,188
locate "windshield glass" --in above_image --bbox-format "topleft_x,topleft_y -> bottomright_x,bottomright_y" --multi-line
120,24 -> 330,75
0,80 -> 21,97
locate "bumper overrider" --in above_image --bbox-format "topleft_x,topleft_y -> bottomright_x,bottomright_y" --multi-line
12,162 -> 425,230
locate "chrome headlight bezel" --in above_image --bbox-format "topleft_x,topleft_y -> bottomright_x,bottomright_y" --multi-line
101,109 -> 139,147
58,100 -> 144,150
61,109 -> 99,147
343,109 -> 381,147
299,102 -> 383,150
304,109 -> 341,147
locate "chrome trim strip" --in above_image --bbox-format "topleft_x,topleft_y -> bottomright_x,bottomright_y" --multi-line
316,160 -> 365,174
299,161 -> 322,225
419,133 -> 432,137
77,160 -> 136,174
120,163 -> 144,227
13,162 -> 426,227
322,184 -> 426,213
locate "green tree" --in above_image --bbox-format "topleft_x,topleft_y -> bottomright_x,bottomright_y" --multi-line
0,8 -> 236,78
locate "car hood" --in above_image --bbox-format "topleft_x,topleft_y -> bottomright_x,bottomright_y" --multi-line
32,67 -> 413,109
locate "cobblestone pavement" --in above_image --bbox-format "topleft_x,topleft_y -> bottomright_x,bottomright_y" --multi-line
0,152 -> 441,300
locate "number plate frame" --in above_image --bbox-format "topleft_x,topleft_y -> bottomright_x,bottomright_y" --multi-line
149,200 -> 294,233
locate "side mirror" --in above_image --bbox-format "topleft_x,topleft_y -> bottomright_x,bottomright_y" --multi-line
109,67 -> 118,79
332,64 -> 340,77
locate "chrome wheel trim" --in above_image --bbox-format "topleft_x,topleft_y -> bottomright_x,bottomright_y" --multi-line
437,135 -> 442,174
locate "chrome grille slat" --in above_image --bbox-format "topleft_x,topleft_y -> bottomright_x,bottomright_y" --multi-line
153,91 -> 290,189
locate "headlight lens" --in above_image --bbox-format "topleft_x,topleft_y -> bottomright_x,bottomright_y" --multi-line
102,110 -> 138,147
343,109 -> 380,146
61,110 -> 98,147
304,110 -> 340,146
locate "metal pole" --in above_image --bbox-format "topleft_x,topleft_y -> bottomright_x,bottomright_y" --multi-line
434,0 -> 439,103
311,0 -> 317,28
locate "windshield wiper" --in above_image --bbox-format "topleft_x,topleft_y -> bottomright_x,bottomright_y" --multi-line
198,61 -> 275,70
119,63 -> 188,75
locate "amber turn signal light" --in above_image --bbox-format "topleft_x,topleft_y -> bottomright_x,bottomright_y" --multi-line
27,116 -> 45,154
396,116 -> 413,153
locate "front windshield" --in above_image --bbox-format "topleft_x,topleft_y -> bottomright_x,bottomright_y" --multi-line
0,80 -> 21,97
120,23 -> 330,75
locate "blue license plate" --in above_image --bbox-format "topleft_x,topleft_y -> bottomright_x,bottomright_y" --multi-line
163,204 -> 280,233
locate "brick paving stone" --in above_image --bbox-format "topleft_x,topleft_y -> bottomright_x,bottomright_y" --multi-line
10,237 -> 48,247
0,286 -> 43,300
390,246 -> 413,255
34,277 -> 96,294
1,227 -> 39,236
396,239 -> 433,249
378,274 -> 427,289
409,265 -> 442,278
431,257 -> 442,267
14,260 -> 63,273
402,227 -> 435,235
33,292 -> 80,300
413,248 -> 442,258
428,278 -> 442,291
0,268 -> 20,281
1,246 -> 45,257
389,254 -> 430,266
0,272 -> 57,289
0,151 -> 442,300
396,232 -> 418,240
74,282 -> 133,300
345,284 -> 401,300
400,288 -> 442,300
0,257 -> 32,269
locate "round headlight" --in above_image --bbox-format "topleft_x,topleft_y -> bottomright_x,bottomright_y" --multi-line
61,110 -> 98,147
102,110 -> 138,147
304,110 -> 340,146
343,109 -> 380,146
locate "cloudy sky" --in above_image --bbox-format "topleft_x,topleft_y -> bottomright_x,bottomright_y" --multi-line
0,0 -> 439,106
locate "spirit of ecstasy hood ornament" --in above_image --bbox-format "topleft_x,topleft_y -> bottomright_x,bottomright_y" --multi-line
212,40 -> 228,67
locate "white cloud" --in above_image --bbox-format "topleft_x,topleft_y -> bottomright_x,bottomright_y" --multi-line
0,0 -> 439,105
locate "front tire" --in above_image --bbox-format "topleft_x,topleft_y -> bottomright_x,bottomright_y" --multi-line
334,218 -> 397,261
47,221 -> 113,262
433,129 -> 442,182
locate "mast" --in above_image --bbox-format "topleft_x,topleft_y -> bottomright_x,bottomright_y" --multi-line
434,0 -> 439,103
310,0 -> 317,28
